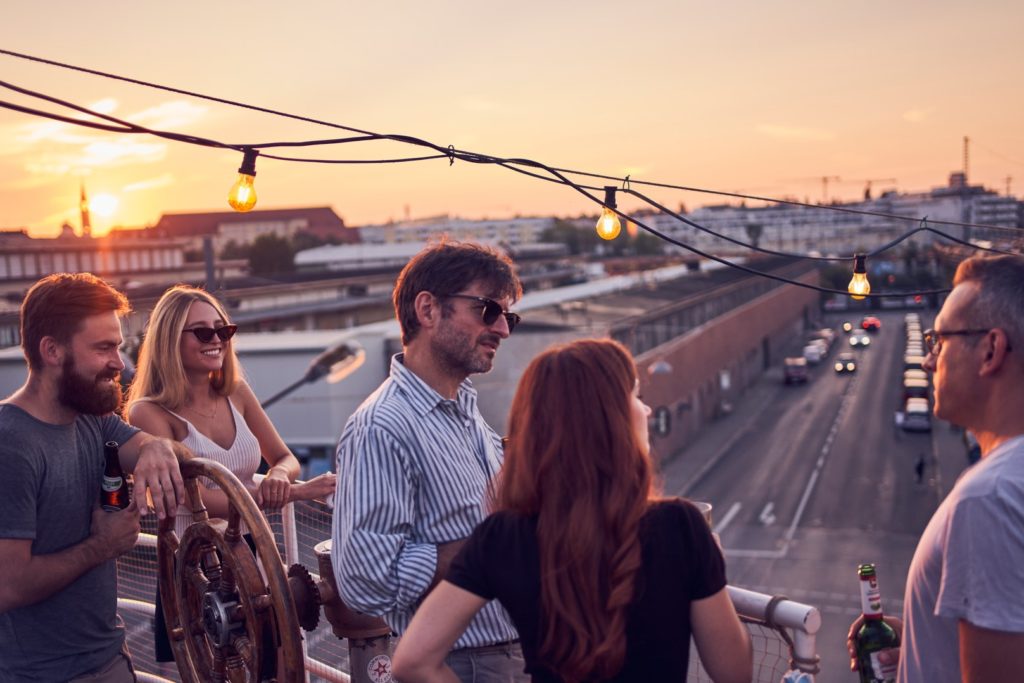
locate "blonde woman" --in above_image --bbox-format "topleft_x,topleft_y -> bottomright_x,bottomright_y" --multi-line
126,284 -> 335,663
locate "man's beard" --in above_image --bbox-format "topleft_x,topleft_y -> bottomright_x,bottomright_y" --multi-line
58,355 -> 123,415
430,321 -> 498,377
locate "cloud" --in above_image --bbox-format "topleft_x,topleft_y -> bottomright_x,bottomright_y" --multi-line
0,98 -> 204,178
129,101 -> 208,130
756,124 -> 836,142
902,107 -> 934,123
123,173 -> 175,192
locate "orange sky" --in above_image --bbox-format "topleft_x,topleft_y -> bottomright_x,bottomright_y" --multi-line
2,1 -> 1022,238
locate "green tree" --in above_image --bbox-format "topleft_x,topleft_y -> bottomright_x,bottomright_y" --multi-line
248,234 -> 296,276
292,230 -> 328,252
631,229 -> 664,256
744,223 -> 763,249
219,239 -> 250,260
541,219 -> 600,255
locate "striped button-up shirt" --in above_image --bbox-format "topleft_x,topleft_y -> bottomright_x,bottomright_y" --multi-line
331,354 -> 518,648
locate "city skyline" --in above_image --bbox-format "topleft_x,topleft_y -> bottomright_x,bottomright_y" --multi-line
2,1 -> 1022,238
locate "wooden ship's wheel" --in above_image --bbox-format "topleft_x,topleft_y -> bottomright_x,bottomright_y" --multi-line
156,458 -> 305,683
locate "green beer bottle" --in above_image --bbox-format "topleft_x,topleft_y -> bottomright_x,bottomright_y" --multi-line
854,563 -> 899,683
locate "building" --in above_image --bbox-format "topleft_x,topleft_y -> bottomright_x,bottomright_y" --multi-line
359,215 -> 555,247
151,206 -> 357,252
640,173 -> 1022,257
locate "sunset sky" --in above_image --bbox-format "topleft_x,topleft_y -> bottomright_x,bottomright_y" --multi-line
1,1 -> 1022,238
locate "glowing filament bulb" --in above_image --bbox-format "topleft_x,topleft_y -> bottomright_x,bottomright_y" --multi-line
595,186 -> 621,240
848,254 -> 871,300
228,149 -> 259,212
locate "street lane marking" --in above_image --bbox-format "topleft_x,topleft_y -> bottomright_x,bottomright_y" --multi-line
725,370 -> 859,558
758,502 -> 776,526
714,501 -> 742,534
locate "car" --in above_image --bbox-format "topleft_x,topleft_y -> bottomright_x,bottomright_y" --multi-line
861,316 -> 882,332
902,398 -> 932,432
810,328 -> 837,350
849,332 -> 871,347
842,321 -> 854,333
803,343 -> 823,365
784,357 -> 809,384
834,352 -> 857,374
902,378 -> 930,402
904,354 -> 927,371
902,404 -> 932,432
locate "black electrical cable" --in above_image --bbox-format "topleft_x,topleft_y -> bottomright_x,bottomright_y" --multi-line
2,47 -> 1018,236
0,50 -> 1016,295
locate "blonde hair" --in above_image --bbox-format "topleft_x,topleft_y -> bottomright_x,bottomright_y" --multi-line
127,285 -> 240,411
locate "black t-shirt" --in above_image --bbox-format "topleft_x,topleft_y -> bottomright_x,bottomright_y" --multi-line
446,498 -> 726,682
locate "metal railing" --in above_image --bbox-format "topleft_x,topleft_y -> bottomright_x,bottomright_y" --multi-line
118,497 -> 820,683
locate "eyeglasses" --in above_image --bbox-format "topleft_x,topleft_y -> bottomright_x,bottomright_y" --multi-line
445,294 -> 521,333
183,325 -> 238,343
922,328 -> 992,355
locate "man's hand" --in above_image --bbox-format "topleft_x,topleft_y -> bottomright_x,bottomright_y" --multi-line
847,614 -> 903,672
289,472 -> 337,503
133,438 -> 186,520
89,502 -> 141,561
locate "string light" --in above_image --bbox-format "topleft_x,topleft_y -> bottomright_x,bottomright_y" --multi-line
848,254 -> 871,300
596,186 -> 621,240
0,50 -> 1019,299
227,149 -> 259,212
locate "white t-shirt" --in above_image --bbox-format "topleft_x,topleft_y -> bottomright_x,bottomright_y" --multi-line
899,435 -> 1024,682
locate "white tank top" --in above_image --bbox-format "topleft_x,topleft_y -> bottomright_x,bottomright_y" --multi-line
159,398 -> 263,538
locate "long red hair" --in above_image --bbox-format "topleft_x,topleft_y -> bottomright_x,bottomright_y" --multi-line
496,338 -> 655,681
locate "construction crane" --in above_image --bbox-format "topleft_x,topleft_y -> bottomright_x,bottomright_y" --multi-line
845,177 -> 897,201
819,176 -> 840,203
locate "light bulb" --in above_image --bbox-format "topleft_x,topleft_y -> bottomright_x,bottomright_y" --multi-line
228,149 -> 259,212
595,186 -> 621,240
848,254 -> 870,300
596,207 -> 621,240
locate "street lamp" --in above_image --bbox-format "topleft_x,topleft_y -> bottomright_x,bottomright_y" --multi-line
261,339 -> 366,409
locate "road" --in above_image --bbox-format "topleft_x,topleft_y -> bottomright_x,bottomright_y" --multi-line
664,310 -> 970,682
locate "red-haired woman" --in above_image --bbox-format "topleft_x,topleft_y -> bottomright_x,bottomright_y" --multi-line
393,338 -> 752,682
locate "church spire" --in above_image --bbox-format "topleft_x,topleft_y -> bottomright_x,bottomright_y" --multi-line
79,182 -> 92,238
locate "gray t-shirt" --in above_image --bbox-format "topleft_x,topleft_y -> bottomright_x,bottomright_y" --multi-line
899,435 -> 1024,683
0,404 -> 139,682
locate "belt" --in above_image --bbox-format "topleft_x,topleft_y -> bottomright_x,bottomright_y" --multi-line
452,639 -> 520,654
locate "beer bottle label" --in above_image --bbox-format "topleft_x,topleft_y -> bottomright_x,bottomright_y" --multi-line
870,650 -> 898,679
102,475 -> 124,492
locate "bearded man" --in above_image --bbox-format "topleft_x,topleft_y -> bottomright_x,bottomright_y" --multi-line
0,273 -> 190,683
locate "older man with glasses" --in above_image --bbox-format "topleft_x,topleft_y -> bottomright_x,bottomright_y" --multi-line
848,254 -> 1024,682
332,241 -> 529,683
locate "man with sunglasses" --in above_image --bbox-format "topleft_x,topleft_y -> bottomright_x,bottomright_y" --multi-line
333,241 -> 528,682
847,254 -> 1024,682
0,273 -> 191,682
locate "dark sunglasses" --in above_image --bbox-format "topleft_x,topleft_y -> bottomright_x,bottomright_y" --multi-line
183,324 -> 238,343
445,294 -> 521,333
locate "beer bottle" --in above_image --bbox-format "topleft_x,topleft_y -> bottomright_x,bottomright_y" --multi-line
101,441 -> 130,512
854,563 -> 900,683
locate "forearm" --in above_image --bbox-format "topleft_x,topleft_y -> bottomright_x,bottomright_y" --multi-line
337,531 -> 437,614
121,434 -> 191,473
266,453 -> 300,481
0,539 -> 107,613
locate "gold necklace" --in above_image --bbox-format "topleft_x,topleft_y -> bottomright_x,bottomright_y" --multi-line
187,398 -> 219,420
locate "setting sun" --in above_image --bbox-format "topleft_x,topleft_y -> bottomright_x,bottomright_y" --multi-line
89,193 -> 119,218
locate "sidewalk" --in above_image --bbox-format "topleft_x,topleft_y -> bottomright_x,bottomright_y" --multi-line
658,368 -> 783,497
